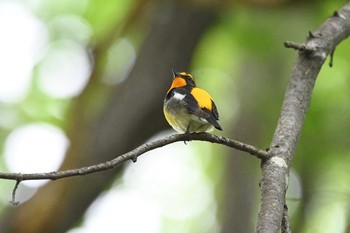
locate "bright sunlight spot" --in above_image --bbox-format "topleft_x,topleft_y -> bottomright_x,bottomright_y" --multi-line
4,123 -> 69,188
37,40 -> 91,98
0,1 -> 48,103
67,189 -> 162,233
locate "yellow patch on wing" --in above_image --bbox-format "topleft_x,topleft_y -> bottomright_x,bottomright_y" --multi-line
191,87 -> 213,111
167,77 -> 187,94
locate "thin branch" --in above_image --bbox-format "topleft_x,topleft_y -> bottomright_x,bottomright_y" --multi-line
256,3 -> 350,233
283,41 -> 305,50
10,180 -> 21,206
0,133 -> 268,182
283,41 -> 317,52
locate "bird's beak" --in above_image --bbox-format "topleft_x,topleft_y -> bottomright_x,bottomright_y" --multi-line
172,68 -> 181,78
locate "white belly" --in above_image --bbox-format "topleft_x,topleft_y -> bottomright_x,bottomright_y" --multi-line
163,97 -> 213,133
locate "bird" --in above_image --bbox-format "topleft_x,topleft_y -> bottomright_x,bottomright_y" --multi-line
163,69 -> 222,133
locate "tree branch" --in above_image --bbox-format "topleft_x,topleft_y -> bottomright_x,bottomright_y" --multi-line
1,133 -> 268,204
0,133 -> 268,182
256,3 -> 350,233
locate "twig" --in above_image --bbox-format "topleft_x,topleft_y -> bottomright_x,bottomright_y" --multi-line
10,180 -> 21,206
284,41 -> 318,52
284,41 -> 307,51
0,133 -> 268,182
1,133 -> 268,205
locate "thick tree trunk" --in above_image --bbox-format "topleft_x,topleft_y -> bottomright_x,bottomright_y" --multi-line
256,3 -> 350,232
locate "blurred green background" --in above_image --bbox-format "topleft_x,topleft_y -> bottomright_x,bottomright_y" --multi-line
0,0 -> 349,232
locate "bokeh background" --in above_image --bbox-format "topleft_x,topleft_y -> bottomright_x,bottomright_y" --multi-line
0,0 -> 349,232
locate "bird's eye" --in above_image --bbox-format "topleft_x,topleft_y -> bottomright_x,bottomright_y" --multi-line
186,74 -> 195,82
179,72 -> 193,80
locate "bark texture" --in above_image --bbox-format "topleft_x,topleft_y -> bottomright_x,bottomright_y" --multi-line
256,3 -> 350,232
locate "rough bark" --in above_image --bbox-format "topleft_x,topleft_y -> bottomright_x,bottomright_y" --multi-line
255,3 -> 350,232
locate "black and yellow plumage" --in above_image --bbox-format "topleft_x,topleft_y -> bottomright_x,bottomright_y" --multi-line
163,69 -> 222,133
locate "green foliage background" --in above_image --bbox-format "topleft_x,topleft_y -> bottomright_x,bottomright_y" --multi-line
0,0 -> 350,232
